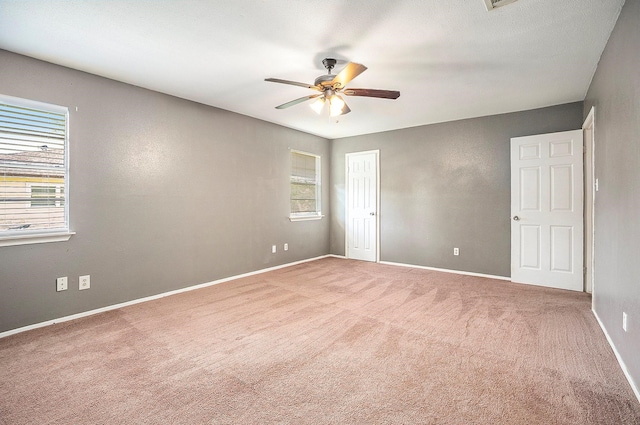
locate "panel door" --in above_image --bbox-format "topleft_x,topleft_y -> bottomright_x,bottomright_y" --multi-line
511,130 -> 584,291
346,151 -> 378,262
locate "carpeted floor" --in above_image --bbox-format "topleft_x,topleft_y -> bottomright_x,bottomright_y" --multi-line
1,257 -> 639,424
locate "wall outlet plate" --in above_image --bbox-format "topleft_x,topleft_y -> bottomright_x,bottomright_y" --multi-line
79,275 -> 90,290
454,248 -> 459,256
56,277 -> 68,292
284,243 -> 288,251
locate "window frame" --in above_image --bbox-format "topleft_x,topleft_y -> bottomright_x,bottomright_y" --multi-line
0,94 -> 74,247
289,149 -> 323,222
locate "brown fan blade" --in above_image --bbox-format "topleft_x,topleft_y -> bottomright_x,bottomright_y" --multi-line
330,62 -> 367,89
265,78 -> 321,91
275,94 -> 322,109
343,88 -> 400,99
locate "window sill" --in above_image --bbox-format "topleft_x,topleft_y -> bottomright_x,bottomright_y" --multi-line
0,231 -> 75,248
289,214 -> 324,222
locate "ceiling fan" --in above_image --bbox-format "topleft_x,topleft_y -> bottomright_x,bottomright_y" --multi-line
265,58 -> 400,117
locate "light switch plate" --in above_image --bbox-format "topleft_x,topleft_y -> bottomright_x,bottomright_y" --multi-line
56,277 -> 68,292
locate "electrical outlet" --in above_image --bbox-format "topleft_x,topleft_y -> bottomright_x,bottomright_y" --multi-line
623,312 -> 628,332
284,243 -> 288,251
79,275 -> 90,290
454,248 -> 459,256
272,245 -> 277,254
56,277 -> 68,292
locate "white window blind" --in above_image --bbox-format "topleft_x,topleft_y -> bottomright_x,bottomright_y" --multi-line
290,150 -> 321,219
0,95 -> 69,236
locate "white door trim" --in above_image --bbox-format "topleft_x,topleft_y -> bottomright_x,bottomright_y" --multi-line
345,150 -> 380,262
583,107 -> 596,296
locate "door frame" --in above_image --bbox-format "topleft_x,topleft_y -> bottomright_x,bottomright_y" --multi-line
583,107 -> 596,295
345,150 -> 380,262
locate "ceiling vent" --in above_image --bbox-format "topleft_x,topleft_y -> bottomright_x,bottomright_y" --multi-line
483,0 -> 518,11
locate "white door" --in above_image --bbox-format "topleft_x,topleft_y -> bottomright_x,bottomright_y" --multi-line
346,151 -> 379,262
511,130 -> 583,291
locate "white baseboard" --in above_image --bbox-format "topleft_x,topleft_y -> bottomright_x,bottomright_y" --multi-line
0,255 -> 332,339
592,308 -> 640,404
379,260 -> 511,281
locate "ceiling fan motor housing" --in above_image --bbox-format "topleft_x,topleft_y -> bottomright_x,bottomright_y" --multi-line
316,58 -> 339,88
314,74 -> 335,88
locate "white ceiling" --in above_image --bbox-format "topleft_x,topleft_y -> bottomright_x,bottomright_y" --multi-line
0,0 -> 624,139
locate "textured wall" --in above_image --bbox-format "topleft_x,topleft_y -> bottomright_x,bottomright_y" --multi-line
583,0 -> 640,395
0,50 -> 330,333
330,103 -> 584,277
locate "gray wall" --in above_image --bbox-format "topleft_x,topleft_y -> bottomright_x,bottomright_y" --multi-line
330,103 -> 584,277
584,0 -> 640,394
0,50 -> 330,333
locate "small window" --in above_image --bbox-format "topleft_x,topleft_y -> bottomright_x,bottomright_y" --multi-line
0,94 -> 71,244
290,150 -> 322,221
30,185 -> 57,207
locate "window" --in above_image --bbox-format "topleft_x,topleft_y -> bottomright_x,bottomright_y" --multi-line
0,94 -> 72,246
290,150 -> 322,221
30,185 -> 57,207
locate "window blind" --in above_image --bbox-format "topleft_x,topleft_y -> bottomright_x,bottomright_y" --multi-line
290,151 -> 320,215
0,96 -> 68,234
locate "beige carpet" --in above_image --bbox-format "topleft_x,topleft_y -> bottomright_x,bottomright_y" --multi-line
1,258 -> 639,424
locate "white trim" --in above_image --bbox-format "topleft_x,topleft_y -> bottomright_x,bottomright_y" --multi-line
375,151 -> 380,262
289,214 -> 324,222
582,106 -> 596,298
592,309 -> 640,403
0,93 -> 68,114
0,254 -> 331,339
379,260 -> 511,281
0,231 -> 75,247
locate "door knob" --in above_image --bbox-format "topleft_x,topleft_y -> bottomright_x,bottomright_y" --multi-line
370,212 -> 375,216
513,216 -> 520,221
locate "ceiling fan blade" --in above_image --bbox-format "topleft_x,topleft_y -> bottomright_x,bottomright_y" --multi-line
343,88 -> 400,99
331,62 -> 367,89
265,78 -> 321,91
275,94 -> 322,109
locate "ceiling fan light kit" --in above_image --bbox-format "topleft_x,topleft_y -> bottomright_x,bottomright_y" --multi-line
309,97 -> 325,114
329,95 -> 346,117
265,58 -> 400,117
